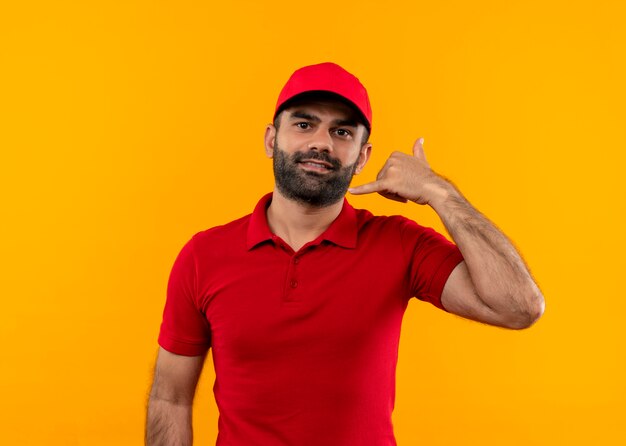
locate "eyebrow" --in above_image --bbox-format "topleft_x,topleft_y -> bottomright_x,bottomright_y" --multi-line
288,110 -> 359,128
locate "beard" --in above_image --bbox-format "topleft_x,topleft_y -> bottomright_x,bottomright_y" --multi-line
272,141 -> 358,207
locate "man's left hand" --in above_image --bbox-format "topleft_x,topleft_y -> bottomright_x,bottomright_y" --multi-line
349,138 -> 451,207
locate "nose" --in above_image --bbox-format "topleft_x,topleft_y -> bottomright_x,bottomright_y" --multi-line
307,127 -> 333,153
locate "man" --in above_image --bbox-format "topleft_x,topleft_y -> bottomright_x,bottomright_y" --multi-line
146,62 -> 545,446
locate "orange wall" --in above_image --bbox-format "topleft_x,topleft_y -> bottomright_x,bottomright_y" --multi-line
1,1 -> 624,444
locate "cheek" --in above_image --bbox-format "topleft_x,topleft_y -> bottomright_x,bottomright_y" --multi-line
275,131 -> 298,151
347,147 -> 365,166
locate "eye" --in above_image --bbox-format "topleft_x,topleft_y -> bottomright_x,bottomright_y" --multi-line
335,128 -> 352,138
296,122 -> 310,129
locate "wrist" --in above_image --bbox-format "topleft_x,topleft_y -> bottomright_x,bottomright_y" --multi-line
426,178 -> 461,212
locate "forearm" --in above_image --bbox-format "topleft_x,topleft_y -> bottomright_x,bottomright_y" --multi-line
430,182 -> 544,325
145,396 -> 193,446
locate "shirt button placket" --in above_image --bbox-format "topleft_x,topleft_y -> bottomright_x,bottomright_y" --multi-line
284,255 -> 300,302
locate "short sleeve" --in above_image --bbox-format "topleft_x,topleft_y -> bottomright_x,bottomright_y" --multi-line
400,219 -> 464,311
158,236 -> 211,356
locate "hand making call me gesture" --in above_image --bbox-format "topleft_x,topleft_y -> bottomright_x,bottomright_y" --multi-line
350,138 -> 545,330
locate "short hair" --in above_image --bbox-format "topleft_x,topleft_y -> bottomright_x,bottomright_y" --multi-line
273,93 -> 370,146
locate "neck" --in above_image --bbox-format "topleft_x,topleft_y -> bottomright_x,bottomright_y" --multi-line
266,189 -> 344,252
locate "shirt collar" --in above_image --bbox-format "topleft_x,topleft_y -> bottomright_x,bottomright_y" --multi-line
246,192 -> 358,250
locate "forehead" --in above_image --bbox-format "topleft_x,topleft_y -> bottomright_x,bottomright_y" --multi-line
282,98 -> 362,124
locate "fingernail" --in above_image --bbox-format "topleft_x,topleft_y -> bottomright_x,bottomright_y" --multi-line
419,137 -> 424,145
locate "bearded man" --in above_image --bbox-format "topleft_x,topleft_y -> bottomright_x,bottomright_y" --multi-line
146,62 -> 545,446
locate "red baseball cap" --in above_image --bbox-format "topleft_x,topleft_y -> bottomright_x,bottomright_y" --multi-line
274,62 -> 372,132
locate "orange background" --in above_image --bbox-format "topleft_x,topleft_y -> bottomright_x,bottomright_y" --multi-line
1,1 -> 624,444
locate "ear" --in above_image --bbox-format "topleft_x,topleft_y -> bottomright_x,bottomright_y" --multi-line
264,124 -> 277,158
354,142 -> 372,174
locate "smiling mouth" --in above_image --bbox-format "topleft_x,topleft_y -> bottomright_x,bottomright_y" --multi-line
298,159 -> 334,172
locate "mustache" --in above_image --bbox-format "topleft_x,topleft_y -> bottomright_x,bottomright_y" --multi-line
291,150 -> 342,170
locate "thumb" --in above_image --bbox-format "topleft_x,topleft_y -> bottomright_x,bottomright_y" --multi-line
412,137 -> 426,160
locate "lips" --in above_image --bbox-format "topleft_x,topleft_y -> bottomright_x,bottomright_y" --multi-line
298,159 -> 334,171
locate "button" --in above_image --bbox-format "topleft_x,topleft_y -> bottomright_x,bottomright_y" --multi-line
290,280 -> 298,288
293,258 -> 300,264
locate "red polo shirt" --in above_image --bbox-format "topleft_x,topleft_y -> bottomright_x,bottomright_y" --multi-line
158,193 -> 463,446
